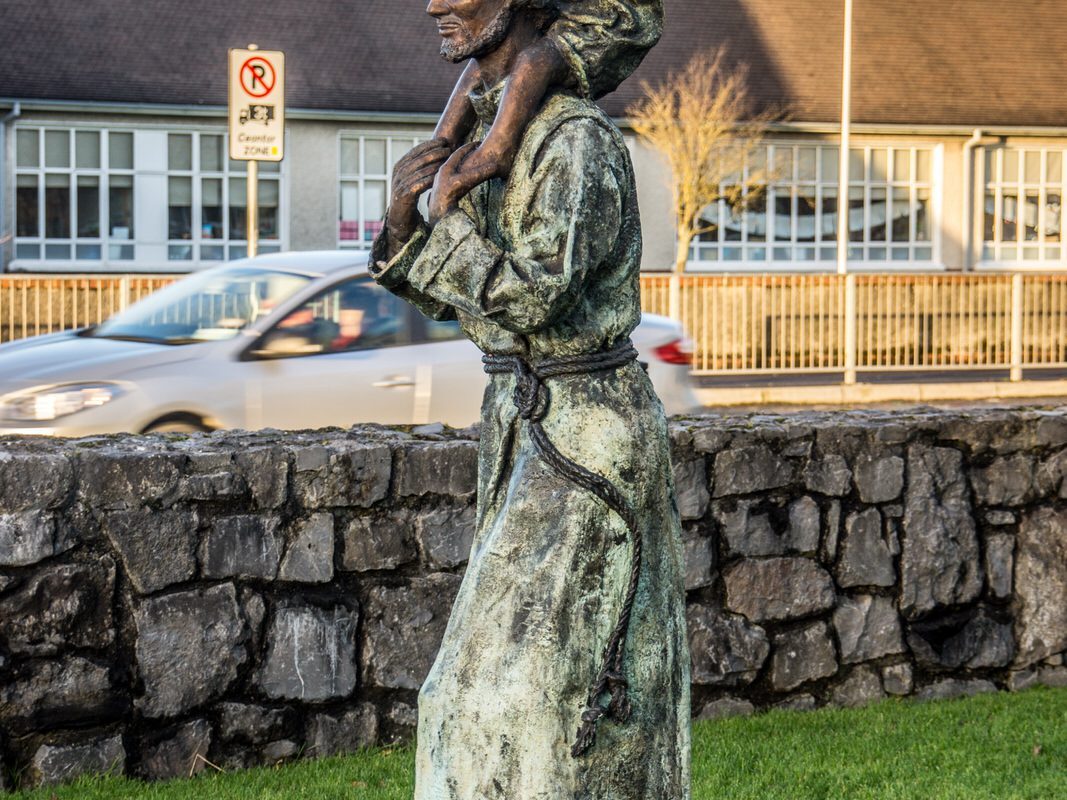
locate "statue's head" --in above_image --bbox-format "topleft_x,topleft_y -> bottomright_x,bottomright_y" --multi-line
427,0 -> 559,63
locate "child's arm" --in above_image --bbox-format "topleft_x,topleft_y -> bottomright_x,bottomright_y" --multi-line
434,61 -> 482,150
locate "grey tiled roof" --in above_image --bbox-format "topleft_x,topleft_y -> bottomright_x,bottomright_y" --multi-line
2,0 -> 1065,127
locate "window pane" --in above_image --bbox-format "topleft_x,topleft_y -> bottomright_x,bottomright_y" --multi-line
870,188 -> 887,241
365,139 -> 387,174
44,174 -> 71,238
364,180 -> 387,241
849,149 -> 864,183
1024,191 -> 1039,241
340,139 -> 360,174
76,131 -> 101,169
1047,193 -> 1061,242
747,193 -> 766,242
201,135 -> 224,171
848,187 -> 864,243
77,176 -> 100,237
1004,151 -> 1019,183
1025,152 -> 1041,184
820,147 -> 839,183
45,244 -> 71,260
724,196 -> 743,242
696,206 -> 719,244
169,177 -> 192,240
890,187 -> 910,242
1001,190 -> 1019,242
796,190 -> 817,242
773,192 -> 792,241
984,150 -> 996,187
820,188 -> 837,240
774,147 -> 792,182
870,149 -> 888,183
916,150 -> 932,184
893,150 -> 910,183
1047,151 -> 1062,185
201,178 -> 223,239
109,132 -> 133,170
16,129 -> 39,167
169,134 -> 193,170
16,174 -> 38,237
916,188 -> 931,242
45,130 -> 70,168
109,174 -> 134,239
339,182 -> 360,241
259,180 -> 280,239
229,178 -> 247,239
984,193 -> 996,242
797,148 -> 816,182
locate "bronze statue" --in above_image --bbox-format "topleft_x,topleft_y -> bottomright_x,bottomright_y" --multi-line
371,0 -> 689,796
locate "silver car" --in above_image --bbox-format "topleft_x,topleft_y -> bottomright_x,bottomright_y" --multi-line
0,252 -> 699,436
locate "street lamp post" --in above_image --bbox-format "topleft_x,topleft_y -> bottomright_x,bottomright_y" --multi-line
838,0 -> 857,385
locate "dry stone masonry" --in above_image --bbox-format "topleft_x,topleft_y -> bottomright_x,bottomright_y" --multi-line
0,409 -> 1065,790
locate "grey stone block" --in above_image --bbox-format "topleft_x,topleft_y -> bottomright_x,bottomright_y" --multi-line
279,514 -> 334,583
881,662 -> 913,696
687,604 -> 769,687
75,451 -> 182,511
105,509 -> 197,594
833,594 -> 905,665
305,705 -> 379,757
682,531 -> 715,591
836,509 -> 895,588
853,455 -> 904,503
134,584 -> 248,718
141,719 -> 212,780
258,603 -> 359,702
0,657 -> 116,734
235,447 -> 289,510
200,516 -> 283,580
1014,508 -> 1067,666
260,740 -> 300,764
0,512 -> 67,567
786,496 -> 821,553
971,455 -> 1038,507
724,557 -> 836,623
362,574 -> 461,690
672,457 -> 710,520
773,693 -> 817,711
31,734 -> 125,787
713,445 -> 794,497
293,443 -> 391,508
770,621 -> 837,692
394,442 -> 477,497
416,504 -> 476,569
696,697 -> 755,720
0,452 -> 74,512
901,446 -> 981,619
803,455 -> 852,497
915,678 -> 996,702
342,513 -> 417,572
909,607 -> 1016,670
831,665 -> 885,708
0,560 -> 115,656
218,703 -> 296,745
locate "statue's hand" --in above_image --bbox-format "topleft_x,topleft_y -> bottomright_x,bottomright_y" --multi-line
428,143 -> 484,226
386,138 -> 451,245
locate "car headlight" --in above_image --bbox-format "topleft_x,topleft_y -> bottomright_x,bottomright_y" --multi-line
0,383 -> 125,422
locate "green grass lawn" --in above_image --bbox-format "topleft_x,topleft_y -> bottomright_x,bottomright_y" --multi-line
15,686 -> 1067,800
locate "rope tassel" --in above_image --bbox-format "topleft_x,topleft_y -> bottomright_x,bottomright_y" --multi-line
482,341 -> 644,760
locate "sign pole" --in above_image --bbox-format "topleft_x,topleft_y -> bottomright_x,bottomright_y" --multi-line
247,158 -> 259,258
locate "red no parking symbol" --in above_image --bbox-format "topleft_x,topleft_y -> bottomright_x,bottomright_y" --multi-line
240,57 -> 276,97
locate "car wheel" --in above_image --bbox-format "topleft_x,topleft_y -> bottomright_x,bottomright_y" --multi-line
142,414 -> 212,434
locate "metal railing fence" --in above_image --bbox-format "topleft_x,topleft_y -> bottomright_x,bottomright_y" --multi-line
2,272 -> 1065,380
639,272 -> 1067,378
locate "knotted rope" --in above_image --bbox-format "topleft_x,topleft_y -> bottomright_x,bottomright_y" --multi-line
482,340 -> 643,758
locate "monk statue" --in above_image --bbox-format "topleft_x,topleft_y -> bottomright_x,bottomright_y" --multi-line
370,0 -> 690,796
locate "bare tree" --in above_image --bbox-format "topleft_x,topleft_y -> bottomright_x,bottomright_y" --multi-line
629,49 -> 775,314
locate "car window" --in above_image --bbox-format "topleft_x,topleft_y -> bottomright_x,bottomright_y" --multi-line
253,277 -> 408,358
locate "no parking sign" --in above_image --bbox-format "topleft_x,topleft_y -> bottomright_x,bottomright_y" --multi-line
228,47 -> 285,161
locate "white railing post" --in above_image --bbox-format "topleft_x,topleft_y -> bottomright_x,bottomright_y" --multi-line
844,273 -> 858,385
668,273 -> 681,323
118,275 -> 131,313
1010,272 -> 1024,382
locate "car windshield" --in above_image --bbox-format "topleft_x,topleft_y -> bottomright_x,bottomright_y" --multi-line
89,267 -> 311,345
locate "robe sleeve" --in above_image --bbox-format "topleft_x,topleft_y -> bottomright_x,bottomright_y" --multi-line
370,223 -> 457,322
548,0 -> 663,99
378,118 -> 625,336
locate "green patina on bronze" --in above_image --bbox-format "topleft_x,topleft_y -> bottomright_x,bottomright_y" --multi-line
370,1 -> 688,796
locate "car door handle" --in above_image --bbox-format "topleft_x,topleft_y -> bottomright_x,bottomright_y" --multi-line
372,376 -> 415,389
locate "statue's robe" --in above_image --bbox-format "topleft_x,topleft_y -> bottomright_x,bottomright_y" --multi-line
371,82 -> 690,800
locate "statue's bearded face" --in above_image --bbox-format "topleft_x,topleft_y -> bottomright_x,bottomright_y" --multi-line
427,0 -> 513,63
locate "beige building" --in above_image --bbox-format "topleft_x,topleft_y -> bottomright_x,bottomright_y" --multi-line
2,0 -> 1066,276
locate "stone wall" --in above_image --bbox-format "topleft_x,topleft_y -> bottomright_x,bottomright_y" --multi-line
1,409 -> 1066,790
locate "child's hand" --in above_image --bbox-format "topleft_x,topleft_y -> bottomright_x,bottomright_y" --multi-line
428,143 -> 485,225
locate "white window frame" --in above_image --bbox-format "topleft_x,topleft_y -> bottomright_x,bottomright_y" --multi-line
980,145 -> 1065,269
687,142 -> 942,272
337,132 -> 428,250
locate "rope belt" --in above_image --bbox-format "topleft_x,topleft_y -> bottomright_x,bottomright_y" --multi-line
482,340 -> 642,758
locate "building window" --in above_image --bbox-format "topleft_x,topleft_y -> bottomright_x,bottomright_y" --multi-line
15,128 -> 135,263
14,126 -> 285,269
338,134 -> 425,249
982,147 -> 1064,265
166,132 -> 282,263
689,143 -> 936,268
